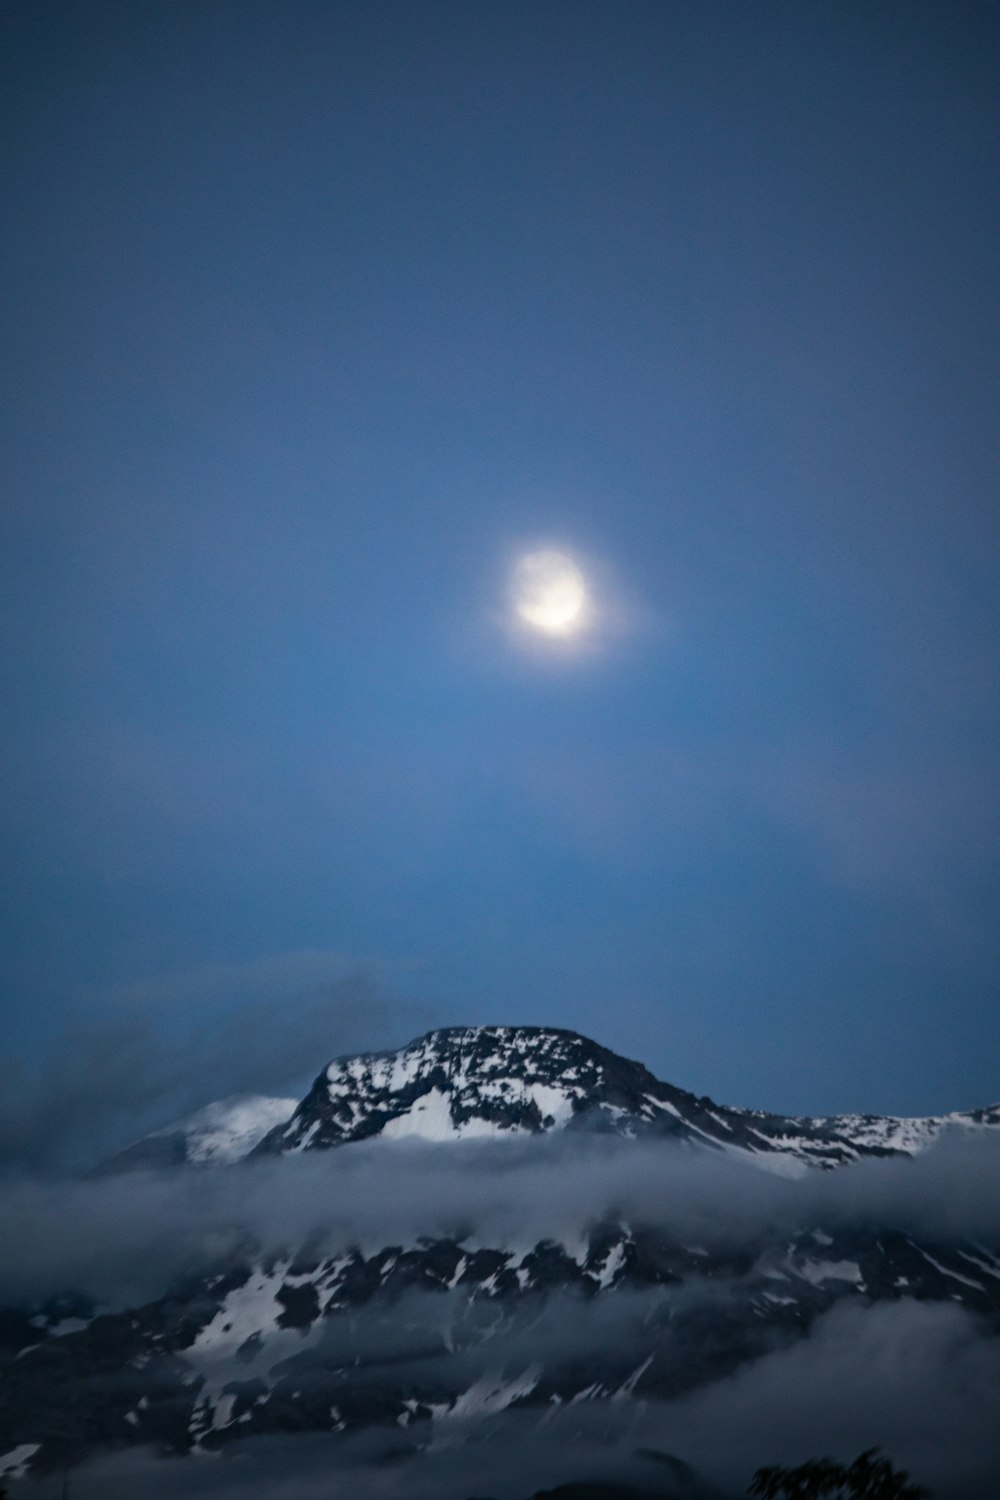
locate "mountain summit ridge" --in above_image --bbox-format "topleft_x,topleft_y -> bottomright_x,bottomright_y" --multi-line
249,1024 -> 999,1171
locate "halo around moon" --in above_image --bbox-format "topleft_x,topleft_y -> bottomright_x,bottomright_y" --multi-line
512,550 -> 587,634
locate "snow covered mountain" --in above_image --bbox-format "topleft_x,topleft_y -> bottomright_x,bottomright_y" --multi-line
96,1093 -> 297,1172
4,1026 -> 998,1488
254,1024 -> 998,1170
102,1026 -> 999,1175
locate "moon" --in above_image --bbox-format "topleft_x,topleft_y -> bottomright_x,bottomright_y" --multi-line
512,550 -> 587,634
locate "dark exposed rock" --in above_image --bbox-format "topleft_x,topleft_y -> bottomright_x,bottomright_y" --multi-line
3,1026 -> 998,1479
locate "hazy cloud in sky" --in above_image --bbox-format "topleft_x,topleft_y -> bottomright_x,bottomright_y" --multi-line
0,950 -> 437,1174
2,0 -> 999,1123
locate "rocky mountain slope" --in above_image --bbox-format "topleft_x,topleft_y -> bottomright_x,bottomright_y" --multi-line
95,1094 -> 297,1173
251,1025 -> 1000,1169
2,1026 -> 998,1485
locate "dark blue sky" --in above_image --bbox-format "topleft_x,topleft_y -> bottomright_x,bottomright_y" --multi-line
2,0 -> 998,1121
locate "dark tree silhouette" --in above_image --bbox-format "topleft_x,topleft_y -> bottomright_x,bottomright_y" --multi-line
749,1447 -> 928,1500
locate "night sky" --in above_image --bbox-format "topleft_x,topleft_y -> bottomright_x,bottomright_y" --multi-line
2,0 -> 998,1135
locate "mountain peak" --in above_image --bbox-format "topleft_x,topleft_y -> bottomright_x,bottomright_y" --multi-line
99,1026 -> 1000,1175
256,1024 -> 660,1154
253,1023 -> 1000,1169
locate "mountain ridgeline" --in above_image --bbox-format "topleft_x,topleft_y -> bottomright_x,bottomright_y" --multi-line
104,1024 -> 1000,1173
3,1026 -> 998,1489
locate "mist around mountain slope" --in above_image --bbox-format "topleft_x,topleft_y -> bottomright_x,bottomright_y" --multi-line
0,958 -> 405,1174
7,1297 -> 1000,1500
1,1125 -> 999,1307
2,1027 -> 998,1498
93,1094 -> 298,1173
2,1131 -> 1000,1498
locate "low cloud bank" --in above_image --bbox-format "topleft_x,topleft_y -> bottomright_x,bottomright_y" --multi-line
2,1131 -> 998,1500
1,1128 -> 998,1306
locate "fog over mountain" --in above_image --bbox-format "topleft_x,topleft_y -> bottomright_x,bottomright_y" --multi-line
2,1027 -> 998,1499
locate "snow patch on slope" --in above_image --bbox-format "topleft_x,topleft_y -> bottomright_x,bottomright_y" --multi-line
380,1087 -> 518,1142
104,1095 -> 298,1172
0,1445 -> 39,1480
179,1096 -> 299,1164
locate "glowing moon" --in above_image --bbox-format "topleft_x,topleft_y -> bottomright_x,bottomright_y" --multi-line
512,550 -> 587,633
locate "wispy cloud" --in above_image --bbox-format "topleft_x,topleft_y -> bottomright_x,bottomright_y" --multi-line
0,950 -> 434,1174
2,1129 -> 998,1305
